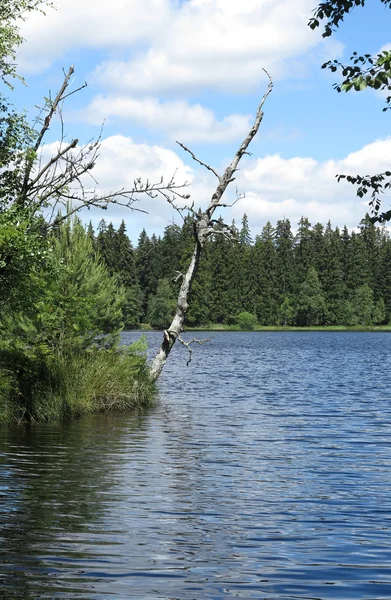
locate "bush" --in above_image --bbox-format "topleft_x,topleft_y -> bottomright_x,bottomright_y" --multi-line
236,311 -> 258,330
0,368 -> 17,425
0,337 -> 155,424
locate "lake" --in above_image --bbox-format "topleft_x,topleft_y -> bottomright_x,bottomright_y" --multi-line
1,331 -> 391,599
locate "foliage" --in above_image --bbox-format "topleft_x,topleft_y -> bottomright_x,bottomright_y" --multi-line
2,217 -> 125,353
351,283 -> 374,325
372,297 -> 386,324
0,215 -> 159,424
236,311 -> 258,330
279,296 -> 295,326
0,338 -> 154,424
147,278 -> 176,329
0,0 -> 53,86
296,267 -> 326,326
309,1 -> 391,38
309,0 -> 391,222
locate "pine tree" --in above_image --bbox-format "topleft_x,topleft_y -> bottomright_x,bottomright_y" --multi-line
256,222 -> 278,325
351,284 -> 374,326
275,218 -> 295,300
311,222 -> 325,274
295,216 -> 313,283
345,232 -> 369,295
321,224 -> 345,324
239,213 -> 252,246
380,239 -> 391,321
135,229 -> 154,318
117,220 -> 137,288
296,266 -> 326,326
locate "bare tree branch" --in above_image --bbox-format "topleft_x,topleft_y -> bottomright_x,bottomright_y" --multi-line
177,334 -> 212,366
149,71 -> 273,380
176,141 -> 221,180
13,66 -> 190,224
29,138 -> 78,188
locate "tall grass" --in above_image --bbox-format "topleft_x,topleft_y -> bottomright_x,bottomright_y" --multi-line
0,368 -> 17,425
0,338 -> 155,425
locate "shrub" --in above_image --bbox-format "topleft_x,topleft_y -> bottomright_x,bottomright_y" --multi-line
0,368 -> 16,425
236,311 -> 258,330
0,337 -> 155,424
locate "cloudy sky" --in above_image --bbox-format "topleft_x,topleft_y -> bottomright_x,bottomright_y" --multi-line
11,0 -> 391,240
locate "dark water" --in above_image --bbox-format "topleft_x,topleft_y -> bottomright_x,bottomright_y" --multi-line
1,332 -> 391,599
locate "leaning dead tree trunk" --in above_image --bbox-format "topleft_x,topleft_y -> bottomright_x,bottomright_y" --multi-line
149,70 -> 273,381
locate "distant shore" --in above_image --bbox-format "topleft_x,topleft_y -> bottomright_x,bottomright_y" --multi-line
138,324 -> 391,332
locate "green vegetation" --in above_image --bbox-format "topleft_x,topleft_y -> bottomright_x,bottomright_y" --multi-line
237,312 -> 258,330
310,0 -> 391,221
0,217 -> 154,425
0,1 -> 155,424
147,278 -> 176,329
94,213 -> 391,330
184,324 -> 391,332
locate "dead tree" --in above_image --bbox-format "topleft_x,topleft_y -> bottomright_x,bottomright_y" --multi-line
7,66 -> 190,224
149,70 -> 273,381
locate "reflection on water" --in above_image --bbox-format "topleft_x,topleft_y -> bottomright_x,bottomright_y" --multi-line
1,332 -> 391,599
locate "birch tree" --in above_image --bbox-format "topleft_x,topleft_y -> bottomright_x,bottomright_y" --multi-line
149,71 -> 273,381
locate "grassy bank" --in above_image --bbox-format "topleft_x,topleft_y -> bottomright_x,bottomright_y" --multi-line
182,324 -> 391,332
0,339 -> 155,426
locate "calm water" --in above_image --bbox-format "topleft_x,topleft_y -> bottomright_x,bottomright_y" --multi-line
1,332 -> 391,599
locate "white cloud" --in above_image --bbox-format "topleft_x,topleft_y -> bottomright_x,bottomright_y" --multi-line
41,135 -> 390,239
75,95 -> 251,143
91,0 -> 331,94
230,138 -> 391,232
19,0 -> 340,94
40,134 -> 195,236
18,0 -> 171,74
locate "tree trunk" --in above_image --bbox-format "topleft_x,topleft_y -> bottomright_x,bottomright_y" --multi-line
149,239 -> 202,381
148,71 -> 273,381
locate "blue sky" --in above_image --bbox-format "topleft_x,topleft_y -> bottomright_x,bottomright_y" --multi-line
9,0 -> 391,241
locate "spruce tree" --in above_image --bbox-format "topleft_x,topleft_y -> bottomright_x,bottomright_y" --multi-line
321,224 -> 345,324
296,266 -> 326,326
275,218 -> 295,300
256,222 -> 278,325
295,217 -> 313,283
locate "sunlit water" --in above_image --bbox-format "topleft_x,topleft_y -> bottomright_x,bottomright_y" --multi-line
1,331 -> 391,599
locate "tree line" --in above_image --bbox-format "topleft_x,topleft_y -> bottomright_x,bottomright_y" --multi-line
93,213 -> 391,328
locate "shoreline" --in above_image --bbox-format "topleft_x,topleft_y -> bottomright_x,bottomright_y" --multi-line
136,324 -> 391,333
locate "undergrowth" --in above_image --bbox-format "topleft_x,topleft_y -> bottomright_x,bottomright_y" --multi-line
0,337 -> 155,425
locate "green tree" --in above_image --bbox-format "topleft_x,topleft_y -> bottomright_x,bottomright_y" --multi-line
236,311 -> 258,330
310,0 -> 391,221
239,213 -> 252,246
147,278 -> 176,329
373,297 -> 386,324
279,295 -> 295,326
295,217 -> 314,283
344,231 -> 369,294
380,239 -> 391,320
4,217 -> 125,353
351,283 -> 374,326
208,220 -> 239,323
275,218 -> 295,300
296,266 -> 326,326
0,1 -> 52,86
321,223 -> 345,324
256,222 -> 278,325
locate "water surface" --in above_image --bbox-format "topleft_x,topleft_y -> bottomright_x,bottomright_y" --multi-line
1,331 -> 391,599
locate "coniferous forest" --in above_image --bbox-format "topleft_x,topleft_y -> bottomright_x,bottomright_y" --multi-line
93,213 -> 391,329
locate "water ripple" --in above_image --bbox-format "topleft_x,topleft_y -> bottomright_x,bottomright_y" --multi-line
1,332 -> 391,599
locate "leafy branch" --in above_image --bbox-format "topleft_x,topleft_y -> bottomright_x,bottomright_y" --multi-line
309,0 -> 391,222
